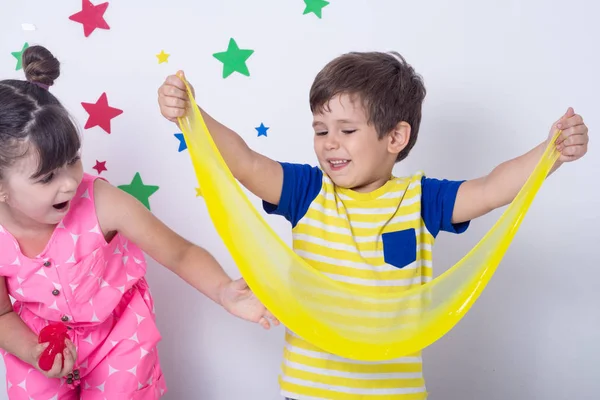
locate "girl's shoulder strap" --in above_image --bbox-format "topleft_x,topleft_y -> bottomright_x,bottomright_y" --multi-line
62,173 -> 107,228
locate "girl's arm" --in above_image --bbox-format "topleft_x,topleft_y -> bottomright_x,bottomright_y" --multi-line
0,278 -> 37,364
94,179 -> 276,329
0,277 -> 77,377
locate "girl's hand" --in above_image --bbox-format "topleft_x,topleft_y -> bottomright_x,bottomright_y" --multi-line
220,278 -> 280,330
30,339 -> 77,379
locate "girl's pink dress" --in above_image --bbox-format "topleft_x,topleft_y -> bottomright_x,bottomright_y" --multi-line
0,174 -> 166,399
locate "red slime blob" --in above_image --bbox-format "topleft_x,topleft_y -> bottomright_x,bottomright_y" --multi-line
38,322 -> 69,372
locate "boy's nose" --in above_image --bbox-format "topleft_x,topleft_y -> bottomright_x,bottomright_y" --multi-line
325,135 -> 340,150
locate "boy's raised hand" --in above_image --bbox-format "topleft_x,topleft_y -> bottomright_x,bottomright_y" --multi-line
157,70 -> 196,124
550,107 -> 589,163
219,277 -> 280,330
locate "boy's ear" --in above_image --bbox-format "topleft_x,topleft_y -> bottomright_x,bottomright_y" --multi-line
387,121 -> 411,155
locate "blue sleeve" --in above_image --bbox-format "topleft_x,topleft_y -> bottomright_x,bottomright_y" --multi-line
262,162 -> 323,228
421,176 -> 470,238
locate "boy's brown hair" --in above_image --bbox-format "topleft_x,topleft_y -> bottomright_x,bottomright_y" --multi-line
309,51 -> 426,162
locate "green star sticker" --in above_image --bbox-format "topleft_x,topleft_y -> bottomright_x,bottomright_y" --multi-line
212,38 -> 254,78
11,42 -> 29,71
118,172 -> 159,210
303,0 -> 330,18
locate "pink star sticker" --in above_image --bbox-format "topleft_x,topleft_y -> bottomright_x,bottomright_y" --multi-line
93,160 -> 107,175
68,0 -> 110,37
81,93 -> 123,134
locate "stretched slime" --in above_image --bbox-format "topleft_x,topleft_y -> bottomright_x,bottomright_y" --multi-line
176,75 -> 561,361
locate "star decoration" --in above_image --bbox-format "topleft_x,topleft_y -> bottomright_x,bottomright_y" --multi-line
11,42 -> 29,71
303,0 -> 330,18
93,160 -> 107,175
212,38 -> 254,78
174,133 -> 187,152
255,123 -> 269,137
81,93 -> 123,134
156,50 -> 169,64
69,0 -> 110,37
118,173 -> 159,210
195,187 -> 202,197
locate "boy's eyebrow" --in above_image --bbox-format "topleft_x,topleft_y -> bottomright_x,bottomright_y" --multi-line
312,119 -> 357,128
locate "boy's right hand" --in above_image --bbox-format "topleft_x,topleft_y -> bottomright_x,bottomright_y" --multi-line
157,70 -> 196,124
30,339 -> 77,379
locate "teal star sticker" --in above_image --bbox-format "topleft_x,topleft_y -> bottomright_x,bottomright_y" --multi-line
303,0 -> 330,18
118,172 -> 159,210
212,38 -> 254,78
11,42 -> 29,71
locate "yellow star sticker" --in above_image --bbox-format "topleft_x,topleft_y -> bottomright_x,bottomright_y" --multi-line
156,50 -> 170,64
195,187 -> 202,197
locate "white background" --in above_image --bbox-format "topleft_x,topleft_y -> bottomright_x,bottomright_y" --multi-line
1,0 -> 598,399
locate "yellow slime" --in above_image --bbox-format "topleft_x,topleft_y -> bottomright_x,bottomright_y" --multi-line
177,77 -> 560,361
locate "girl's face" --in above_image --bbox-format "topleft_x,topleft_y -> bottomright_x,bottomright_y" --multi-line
0,147 -> 83,227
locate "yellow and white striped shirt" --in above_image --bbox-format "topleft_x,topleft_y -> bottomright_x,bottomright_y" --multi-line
263,162 -> 469,400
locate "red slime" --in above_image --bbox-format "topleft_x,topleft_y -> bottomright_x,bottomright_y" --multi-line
38,323 -> 69,372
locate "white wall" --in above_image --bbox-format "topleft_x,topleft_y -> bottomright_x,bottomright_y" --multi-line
1,0 -> 599,399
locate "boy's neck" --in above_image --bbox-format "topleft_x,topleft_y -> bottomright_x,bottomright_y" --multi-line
334,174 -> 394,194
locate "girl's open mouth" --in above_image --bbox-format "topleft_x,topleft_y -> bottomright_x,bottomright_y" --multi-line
53,201 -> 69,210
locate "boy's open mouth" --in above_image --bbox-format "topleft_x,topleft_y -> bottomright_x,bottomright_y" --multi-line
329,159 -> 350,170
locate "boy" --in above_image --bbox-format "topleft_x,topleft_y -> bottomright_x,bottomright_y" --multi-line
157,51 -> 588,399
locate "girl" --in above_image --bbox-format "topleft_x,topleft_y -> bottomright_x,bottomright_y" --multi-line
0,45 -> 276,399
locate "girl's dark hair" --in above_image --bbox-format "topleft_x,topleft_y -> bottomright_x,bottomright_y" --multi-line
0,45 -> 80,179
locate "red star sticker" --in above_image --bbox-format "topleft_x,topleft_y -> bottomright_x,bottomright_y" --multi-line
93,160 -> 107,175
81,93 -> 123,134
69,0 -> 110,38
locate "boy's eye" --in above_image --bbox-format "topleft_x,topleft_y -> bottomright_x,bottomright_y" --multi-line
342,129 -> 356,134
315,131 -> 328,136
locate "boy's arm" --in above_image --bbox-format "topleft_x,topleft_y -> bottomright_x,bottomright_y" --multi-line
158,72 -> 283,205
452,108 -> 589,224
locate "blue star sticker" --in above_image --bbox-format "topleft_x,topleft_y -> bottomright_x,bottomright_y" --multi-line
174,133 -> 187,152
255,123 -> 269,137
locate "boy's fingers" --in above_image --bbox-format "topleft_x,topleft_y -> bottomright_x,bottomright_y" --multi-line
162,96 -> 187,110
556,125 -> 588,146
166,74 -> 186,90
159,84 -> 187,100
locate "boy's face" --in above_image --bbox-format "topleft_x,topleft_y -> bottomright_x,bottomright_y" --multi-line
312,94 -> 398,192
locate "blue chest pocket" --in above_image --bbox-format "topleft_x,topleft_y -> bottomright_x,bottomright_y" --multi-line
382,228 -> 417,269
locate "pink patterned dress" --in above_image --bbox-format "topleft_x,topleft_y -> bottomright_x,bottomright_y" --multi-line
0,173 -> 166,399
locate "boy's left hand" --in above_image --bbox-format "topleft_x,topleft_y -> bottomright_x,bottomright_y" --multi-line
551,107 -> 589,163
220,278 -> 280,330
